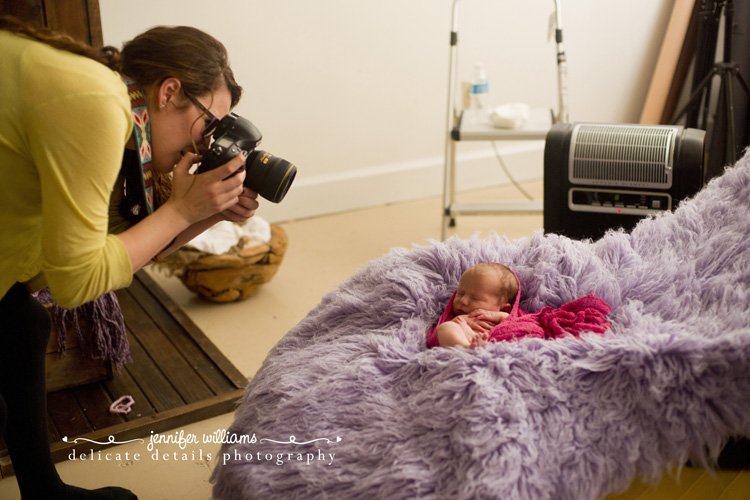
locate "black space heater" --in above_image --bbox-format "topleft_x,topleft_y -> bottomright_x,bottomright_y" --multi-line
543,123 -> 706,240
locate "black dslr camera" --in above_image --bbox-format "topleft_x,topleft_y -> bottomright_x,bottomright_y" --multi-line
197,113 -> 296,203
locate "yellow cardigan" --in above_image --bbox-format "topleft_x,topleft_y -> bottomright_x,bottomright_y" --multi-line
0,31 -> 134,308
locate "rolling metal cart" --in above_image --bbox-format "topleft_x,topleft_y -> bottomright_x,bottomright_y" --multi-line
441,0 -> 570,239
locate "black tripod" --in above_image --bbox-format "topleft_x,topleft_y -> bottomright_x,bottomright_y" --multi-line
672,0 -> 750,182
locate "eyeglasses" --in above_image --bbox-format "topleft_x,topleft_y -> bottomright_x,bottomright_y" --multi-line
185,93 -> 220,139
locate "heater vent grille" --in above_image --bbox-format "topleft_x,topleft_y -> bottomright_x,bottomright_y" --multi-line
569,124 -> 675,189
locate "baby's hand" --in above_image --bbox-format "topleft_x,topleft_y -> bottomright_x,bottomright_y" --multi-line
453,315 -> 470,328
466,310 -> 498,331
469,309 -> 509,325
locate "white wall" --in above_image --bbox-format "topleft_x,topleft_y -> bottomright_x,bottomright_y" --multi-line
100,0 -> 674,223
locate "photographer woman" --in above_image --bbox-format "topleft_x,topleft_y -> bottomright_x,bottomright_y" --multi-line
0,18 -> 258,499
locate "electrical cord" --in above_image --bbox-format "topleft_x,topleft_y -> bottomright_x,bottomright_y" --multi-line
490,141 -> 535,201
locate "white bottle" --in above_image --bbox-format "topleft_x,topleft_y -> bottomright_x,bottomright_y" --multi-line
468,62 -> 489,111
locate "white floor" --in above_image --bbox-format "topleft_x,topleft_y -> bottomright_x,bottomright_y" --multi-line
0,181 -> 544,500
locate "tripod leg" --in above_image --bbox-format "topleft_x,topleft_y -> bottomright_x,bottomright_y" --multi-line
734,68 -> 750,98
706,75 -> 730,182
672,68 -> 718,125
724,69 -> 737,162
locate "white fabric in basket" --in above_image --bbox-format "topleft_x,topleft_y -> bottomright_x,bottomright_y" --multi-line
187,216 -> 272,255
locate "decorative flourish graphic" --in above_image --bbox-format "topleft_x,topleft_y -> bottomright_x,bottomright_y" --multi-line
62,435 -> 145,446
259,435 -> 342,445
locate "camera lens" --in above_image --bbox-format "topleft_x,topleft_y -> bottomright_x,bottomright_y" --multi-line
244,150 -> 297,203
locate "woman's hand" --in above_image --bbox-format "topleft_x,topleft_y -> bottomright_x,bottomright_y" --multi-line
221,187 -> 259,223
117,151 -> 251,272
168,151 -> 248,225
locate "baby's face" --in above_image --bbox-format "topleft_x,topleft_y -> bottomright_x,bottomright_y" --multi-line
452,271 -> 505,316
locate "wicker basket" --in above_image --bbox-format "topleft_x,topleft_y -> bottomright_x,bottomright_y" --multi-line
176,224 -> 288,303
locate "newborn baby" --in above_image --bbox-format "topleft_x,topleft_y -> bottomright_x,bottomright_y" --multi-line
427,262 -> 612,349
436,262 -> 517,348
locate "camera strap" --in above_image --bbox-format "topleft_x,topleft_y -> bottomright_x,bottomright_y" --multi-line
120,76 -> 155,216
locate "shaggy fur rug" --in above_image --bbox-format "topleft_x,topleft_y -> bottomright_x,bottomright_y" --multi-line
211,151 -> 750,500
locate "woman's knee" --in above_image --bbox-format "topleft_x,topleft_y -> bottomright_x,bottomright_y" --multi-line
0,283 -> 52,345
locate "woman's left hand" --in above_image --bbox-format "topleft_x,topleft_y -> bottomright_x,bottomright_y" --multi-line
221,187 -> 259,223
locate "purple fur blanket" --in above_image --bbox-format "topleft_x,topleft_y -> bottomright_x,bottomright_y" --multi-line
212,151 -> 750,500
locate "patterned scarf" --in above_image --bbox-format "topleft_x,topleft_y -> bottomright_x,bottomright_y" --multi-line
121,76 -> 155,217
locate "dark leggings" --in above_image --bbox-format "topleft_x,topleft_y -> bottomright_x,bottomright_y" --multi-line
0,283 -> 136,500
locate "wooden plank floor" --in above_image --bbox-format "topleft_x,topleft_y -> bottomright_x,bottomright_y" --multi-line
0,271 -> 248,478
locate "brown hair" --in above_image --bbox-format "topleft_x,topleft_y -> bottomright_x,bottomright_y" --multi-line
0,15 -> 121,69
120,25 -> 242,108
0,17 -> 242,107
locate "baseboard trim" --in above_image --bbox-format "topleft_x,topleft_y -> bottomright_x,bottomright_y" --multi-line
258,141 -> 544,223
